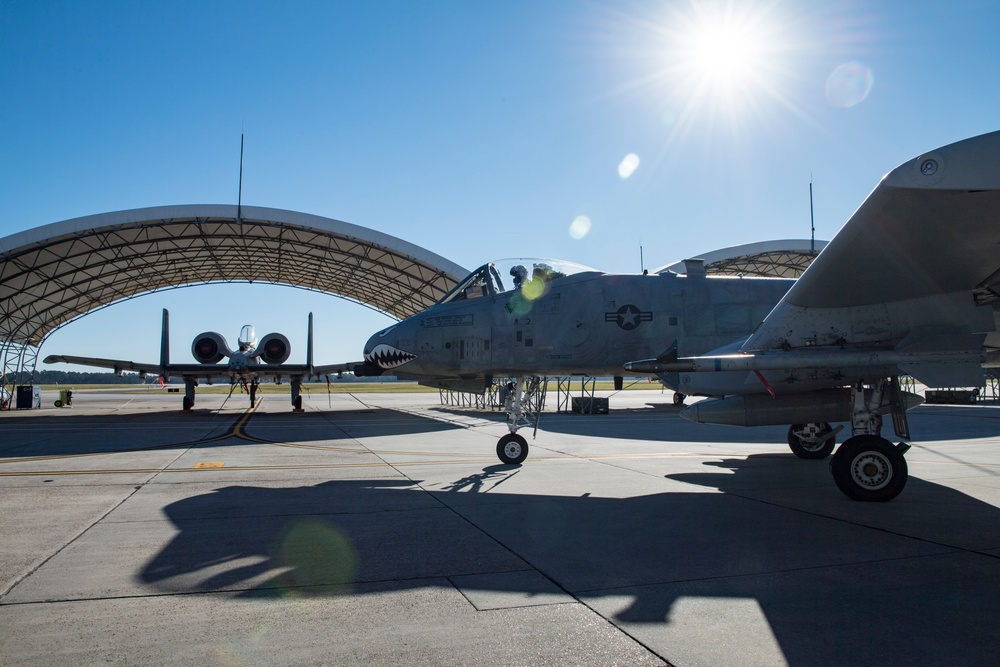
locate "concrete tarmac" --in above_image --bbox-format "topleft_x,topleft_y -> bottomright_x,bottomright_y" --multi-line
1,387 -> 999,666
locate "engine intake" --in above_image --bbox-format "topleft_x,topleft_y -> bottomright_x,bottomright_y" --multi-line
191,332 -> 230,364
256,333 -> 291,364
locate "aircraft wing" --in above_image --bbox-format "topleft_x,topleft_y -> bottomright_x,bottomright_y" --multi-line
43,354 -> 164,377
44,354 -> 367,380
158,361 -> 366,379
313,362 -> 367,377
738,131 -> 1000,387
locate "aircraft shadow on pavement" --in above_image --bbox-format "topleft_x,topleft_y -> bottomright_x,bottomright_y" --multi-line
138,467 -> 1000,666
0,408 -> 462,459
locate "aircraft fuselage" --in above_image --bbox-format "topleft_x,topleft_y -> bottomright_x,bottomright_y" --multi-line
365,269 -> 794,393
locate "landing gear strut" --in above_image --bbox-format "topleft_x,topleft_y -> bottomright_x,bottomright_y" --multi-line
495,376 -> 544,465
182,378 -> 197,411
829,379 -> 911,502
291,377 -> 304,412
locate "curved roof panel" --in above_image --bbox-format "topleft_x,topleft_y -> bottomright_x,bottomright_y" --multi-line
656,239 -> 829,278
0,205 -> 469,345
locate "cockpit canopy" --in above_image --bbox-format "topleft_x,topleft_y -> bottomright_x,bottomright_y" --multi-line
238,324 -> 257,351
438,258 -> 599,305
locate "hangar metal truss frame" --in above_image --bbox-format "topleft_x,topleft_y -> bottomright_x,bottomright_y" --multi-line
0,204 -> 469,407
657,239 -> 828,279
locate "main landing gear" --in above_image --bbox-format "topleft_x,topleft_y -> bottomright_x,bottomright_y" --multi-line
495,376 -> 544,465
183,378 -> 197,411
785,379 -> 912,501
828,379 -> 912,502
787,422 -> 839,459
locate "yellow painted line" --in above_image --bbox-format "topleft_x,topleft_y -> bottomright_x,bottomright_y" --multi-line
0,451 -> 759,478
193,462 -> 225,469
0,459 -> 501,477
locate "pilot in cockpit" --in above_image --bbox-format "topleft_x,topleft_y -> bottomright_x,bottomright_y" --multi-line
510,264 -> 528,290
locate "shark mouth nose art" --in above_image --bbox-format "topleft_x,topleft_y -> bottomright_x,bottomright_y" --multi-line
366,344 -> 418,370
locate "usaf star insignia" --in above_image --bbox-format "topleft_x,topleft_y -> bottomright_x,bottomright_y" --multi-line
605,304 -> 652,330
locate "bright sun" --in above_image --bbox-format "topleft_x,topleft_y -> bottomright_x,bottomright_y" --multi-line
692,23 -> 760,84
681,5 -> 771,101
636,0 -> 800,135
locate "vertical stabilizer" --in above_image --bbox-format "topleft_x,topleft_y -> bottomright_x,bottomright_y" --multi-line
160,309 -> 170,370
306,312 -> 314,372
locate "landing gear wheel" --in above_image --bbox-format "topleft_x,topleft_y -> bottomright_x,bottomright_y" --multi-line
497,433 -> 528,465
830,435 -> 908,502
293,395 -> 302,411
788,423 -> 836,459
673,392 -> 685,406
182,396 -> 193,411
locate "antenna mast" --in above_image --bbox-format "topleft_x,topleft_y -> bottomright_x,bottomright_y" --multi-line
809,175 -> 815,255
237,133 -> 244,225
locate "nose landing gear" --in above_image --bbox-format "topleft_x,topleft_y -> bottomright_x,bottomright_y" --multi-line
495,376 -> 544,465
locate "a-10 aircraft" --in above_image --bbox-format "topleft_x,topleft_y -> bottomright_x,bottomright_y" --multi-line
358,130 -> 1000,502
45,310 -> 357,410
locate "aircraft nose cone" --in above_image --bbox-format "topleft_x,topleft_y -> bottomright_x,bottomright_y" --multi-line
229,353 -> 249,372
363,324 -> 418,370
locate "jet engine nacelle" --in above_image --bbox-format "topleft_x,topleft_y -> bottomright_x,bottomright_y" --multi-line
256,333 -> 291,365
191,332 -> 231,364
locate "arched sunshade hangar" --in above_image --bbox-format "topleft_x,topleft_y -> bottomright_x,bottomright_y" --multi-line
0,204 -> 469,403
657,239 -> 829,278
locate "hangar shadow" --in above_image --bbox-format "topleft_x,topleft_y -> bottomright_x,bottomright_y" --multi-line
0,406 -> 462,460
138,463 -> 1000,666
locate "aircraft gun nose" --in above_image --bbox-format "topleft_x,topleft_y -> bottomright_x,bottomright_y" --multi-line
363,324 -> 418,370
229,353 -> 249,372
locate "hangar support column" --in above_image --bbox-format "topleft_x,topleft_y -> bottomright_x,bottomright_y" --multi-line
0,341 -> 39,409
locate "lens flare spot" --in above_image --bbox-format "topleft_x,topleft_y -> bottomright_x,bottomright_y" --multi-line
825,61 -> 874,108
272,518 -> 357,595
618,153 -> 640,179
521,277 -> 546,301
569,215 -> 592,240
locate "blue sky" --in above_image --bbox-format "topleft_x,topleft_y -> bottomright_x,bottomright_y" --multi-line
2,1 -> 999,372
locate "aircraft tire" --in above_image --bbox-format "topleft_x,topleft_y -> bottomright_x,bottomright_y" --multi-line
673,392 -> 685,406
830,435 -> 907,502
293,396 -> 302,410
497,433 -> 528,465
787,423 -> 835,459
182,396 -> 193,411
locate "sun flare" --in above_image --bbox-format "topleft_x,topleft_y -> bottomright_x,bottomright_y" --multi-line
613,0 -> 808,145
678,3 -> 774,102
693,24 -> 759,82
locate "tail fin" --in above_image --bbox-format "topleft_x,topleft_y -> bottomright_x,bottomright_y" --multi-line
160,309 -> 170,370
306,312 -> 314,373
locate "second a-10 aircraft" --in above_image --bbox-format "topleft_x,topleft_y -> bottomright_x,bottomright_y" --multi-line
45,310 -> 358,411
357,130 -> 1000,502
